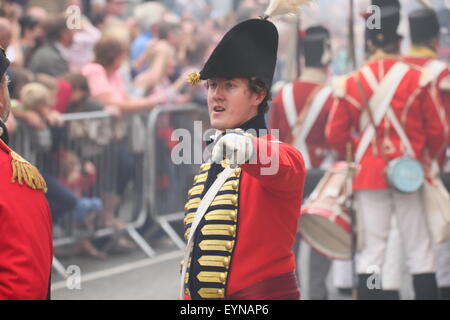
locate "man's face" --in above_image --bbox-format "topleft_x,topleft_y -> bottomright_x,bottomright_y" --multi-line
206,78 -> 264,130
0,75 -> 11,122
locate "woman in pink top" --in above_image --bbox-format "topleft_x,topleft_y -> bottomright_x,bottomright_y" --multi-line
82,37 -> 166,112
81,37 -> 165,244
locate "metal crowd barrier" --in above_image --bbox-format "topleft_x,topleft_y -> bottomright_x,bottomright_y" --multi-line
9,105 -> 209,278
10,111 -> 153,277
144,104 -> 210,250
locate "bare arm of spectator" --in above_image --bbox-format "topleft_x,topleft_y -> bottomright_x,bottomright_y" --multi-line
83,63 -> 167,112
131,39 -> 157,72
133,41 -> 173,92
11,108 -> 46,130
93,91 -> 167,113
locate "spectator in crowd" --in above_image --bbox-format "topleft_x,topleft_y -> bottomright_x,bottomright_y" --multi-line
28,16 -> 75,77
18,15 -> 43,67
82,36 -> 166,111
0,17 -> 12,50
133,22 -> 182,94
63,2 -> 102,73
58,150 -> 107,260
130,1 -> 167,76
63,72 -> 105,113
82,37 -> 165,235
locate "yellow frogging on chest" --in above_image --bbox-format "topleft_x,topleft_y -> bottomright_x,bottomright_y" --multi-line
182,162 -> 242,299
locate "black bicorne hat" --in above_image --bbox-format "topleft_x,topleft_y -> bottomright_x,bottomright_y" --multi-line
0,46 -> 10,79
303,25 -> 331,67
409,8 -> 440,45
365,0 -> 402,47
197,18 -> 279,89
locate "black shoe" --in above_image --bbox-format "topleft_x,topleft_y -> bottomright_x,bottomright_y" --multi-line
413,273 -> 438,300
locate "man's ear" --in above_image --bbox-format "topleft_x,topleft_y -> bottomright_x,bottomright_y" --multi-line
253,88 -> 267,107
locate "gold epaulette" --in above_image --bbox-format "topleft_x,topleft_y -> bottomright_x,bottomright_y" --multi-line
10,151 -> 48,193
0,139 -> 48,193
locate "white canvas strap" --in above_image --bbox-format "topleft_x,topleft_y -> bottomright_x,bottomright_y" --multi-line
361,64 -> 416,157
292,86 -> 333,169
355,62 -> 410,164
179,165 -> 235,300
282,83 -> 298,128
421,60 -> 447,87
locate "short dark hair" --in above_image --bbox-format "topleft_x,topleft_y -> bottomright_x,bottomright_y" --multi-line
248,78 -> 271,114
367,39 -> 401,54
44,16 -> 67,42
63,73 -> 90,93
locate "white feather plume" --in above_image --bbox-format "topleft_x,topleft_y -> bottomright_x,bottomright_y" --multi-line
263,0 -> 314,19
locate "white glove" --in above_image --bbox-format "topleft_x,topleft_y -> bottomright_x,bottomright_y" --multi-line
212,132 -> 254,166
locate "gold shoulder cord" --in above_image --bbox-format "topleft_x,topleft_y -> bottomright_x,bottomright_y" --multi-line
10,151 -> 48,193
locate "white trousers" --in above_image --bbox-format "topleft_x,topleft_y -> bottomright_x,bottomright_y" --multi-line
332,260 -> 353,289
354,190 -> 436,279
332,219 -> 404,290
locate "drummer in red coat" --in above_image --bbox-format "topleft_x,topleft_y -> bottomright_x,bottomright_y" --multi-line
404,8 -> 450,301
270,26 -> 334,170
326,0 -> 448,300
180,1 -> 309,300
270,26 -> 344,300
404,8 -> 450,142
0,47 -> 53,300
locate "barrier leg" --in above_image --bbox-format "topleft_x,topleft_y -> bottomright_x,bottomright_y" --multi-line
126,226 -> 156,257
52,256 -> 68,279
159,218 -> 186,250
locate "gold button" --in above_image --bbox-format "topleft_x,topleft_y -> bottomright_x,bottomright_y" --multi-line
194,176 -> 198,183
234,168 -> 242,175
223,257 -> 230,267
217,289 -> 224,296
229,211 -> 237,221
229,226 -> 236,236
219,273 -> 226,283
184,203 -> 189,211
231,195 -> 238,206
225,241 -> 233,251
232,181 -> 239,190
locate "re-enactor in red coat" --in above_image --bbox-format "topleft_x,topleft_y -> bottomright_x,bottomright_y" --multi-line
403,9 -> 450,144
325,0 -> 448,300
0,47 -> 53,300
404,8 -> 450,301
181,2 -> 309,300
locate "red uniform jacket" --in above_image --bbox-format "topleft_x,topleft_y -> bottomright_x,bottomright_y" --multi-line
183,126 -> 305,299
270,70 -> 334,169
326,58 -> 448,190
0,139 -> 53,300
404,46 -> 450,143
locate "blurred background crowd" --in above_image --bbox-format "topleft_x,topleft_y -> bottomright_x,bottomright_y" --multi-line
0,0 -> 449,265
